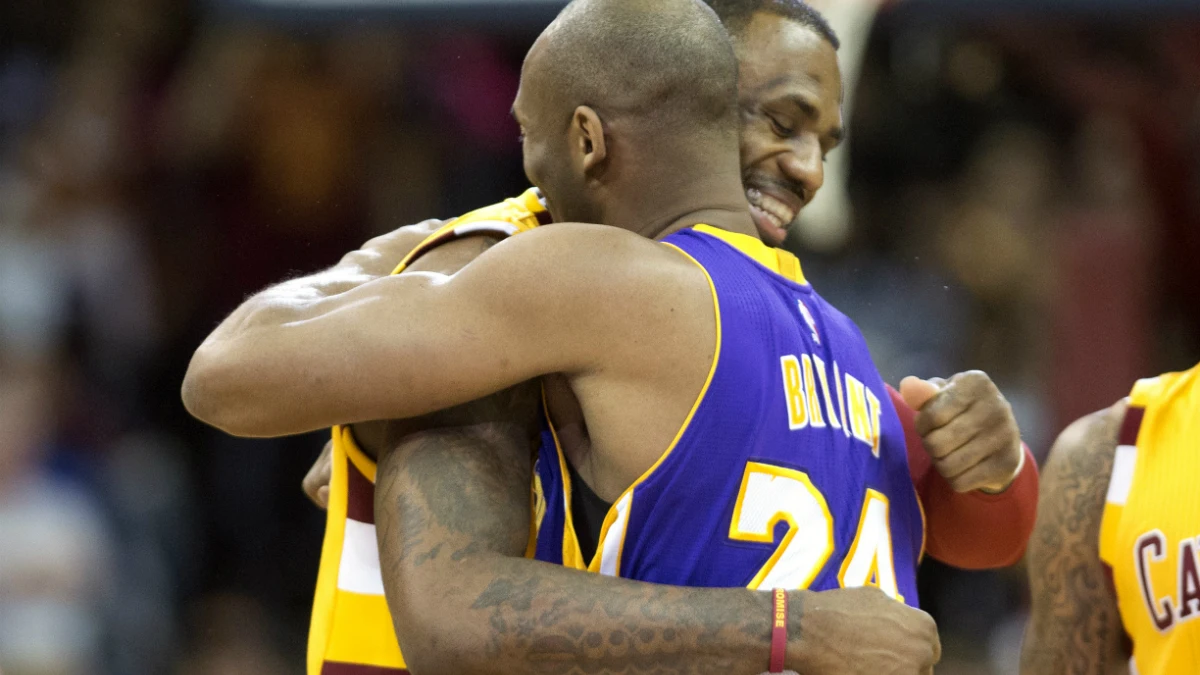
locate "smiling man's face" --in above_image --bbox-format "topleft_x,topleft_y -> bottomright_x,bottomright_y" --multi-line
734,11 -> 844,246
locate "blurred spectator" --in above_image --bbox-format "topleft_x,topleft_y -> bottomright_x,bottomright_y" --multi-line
178,593 -> 289,675
0,358 -> 114,675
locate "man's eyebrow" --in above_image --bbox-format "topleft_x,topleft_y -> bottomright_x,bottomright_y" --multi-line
779,94 -> 845,145
780,94 -> 819,120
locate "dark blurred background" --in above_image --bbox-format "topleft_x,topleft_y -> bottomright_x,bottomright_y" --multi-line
0,0 -> 1197,673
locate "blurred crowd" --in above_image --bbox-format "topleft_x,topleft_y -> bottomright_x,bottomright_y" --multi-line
0,0 -> 1197,673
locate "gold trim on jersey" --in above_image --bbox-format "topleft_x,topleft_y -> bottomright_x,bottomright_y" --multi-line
341,425 -> 377,483
308,188 -> 546,675
307,424 -> 350,675
543,238 -> 723,576
691,224 -> 808,285
541,390 -> 588,570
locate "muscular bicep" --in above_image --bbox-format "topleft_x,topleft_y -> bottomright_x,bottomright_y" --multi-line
1021,402 -> 1128,674
190,224 -> 678,437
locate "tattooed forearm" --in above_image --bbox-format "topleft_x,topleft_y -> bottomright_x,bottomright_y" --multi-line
1021,402 -> 1128,675
372,383 -> 792,675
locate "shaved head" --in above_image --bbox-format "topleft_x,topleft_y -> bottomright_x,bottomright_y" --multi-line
514,0 -> 743,226
530,0 -> 739,133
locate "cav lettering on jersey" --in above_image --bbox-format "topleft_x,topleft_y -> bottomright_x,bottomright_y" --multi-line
1135,530 -> 1200,632
780,353 -> 882,456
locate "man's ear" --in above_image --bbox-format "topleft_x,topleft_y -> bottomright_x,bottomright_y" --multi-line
570,105 -> 608,177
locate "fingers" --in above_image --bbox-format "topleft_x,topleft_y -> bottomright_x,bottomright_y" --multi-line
913,371 -> 998,437
911,609 -> 940,671
302,440 -> 335,510
929,615 -> 942,664
946,453 -> 1020,493
914,370 -> 1022,492
920,400 -> 996,460
899,376 -> 941,412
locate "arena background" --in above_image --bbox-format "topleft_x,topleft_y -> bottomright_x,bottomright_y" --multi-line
0,0 -> 1198,672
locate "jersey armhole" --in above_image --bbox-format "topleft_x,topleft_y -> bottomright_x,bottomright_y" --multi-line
1099,404 -> 1144,564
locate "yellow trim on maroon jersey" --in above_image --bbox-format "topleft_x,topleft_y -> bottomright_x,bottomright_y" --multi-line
340,426 -> 377,483
390,188 -> 547,275
308,189 -> 545,675
307,423 -> 350,675
914,488 -> 927,564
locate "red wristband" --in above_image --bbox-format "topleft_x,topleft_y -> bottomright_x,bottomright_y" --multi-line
769,588 -> 787,673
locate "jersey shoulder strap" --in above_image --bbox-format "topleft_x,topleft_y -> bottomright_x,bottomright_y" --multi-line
336,188 -> 548,479
310,190 -> 547,673
391,188 -> 549,275
1099,400 -> 1145,565
1097,371 -> 1185,564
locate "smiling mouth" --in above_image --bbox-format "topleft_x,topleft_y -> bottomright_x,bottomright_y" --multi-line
746,187 -> 797,231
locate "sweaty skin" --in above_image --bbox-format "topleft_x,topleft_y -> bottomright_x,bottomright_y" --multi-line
1021,400 -> 1129,674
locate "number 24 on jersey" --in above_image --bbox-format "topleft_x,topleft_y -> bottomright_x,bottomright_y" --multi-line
729,462 -> 903,599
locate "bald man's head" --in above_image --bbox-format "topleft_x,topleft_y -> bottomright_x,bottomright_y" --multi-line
532,0 -> 738,133
513,0 -> 742,225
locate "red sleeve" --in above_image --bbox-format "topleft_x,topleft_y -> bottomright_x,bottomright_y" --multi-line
889,385 -> 1039,570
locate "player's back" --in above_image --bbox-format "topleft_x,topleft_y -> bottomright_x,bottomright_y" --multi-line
1101,363 -> 1200,674
534,225 -> 924,605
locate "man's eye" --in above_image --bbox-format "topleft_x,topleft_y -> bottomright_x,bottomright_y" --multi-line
768,115 -> 794,137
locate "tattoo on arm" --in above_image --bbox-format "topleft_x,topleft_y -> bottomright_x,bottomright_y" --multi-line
1021,403 -> 1128,675
373,383 -> 785,675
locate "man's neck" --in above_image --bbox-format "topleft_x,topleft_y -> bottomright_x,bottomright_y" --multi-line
606,170 -> 759,242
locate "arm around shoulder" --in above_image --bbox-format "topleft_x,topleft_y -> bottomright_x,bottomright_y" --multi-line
183,224 -> 646,438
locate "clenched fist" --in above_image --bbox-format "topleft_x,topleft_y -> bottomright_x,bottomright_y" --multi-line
899,371 -> 1024,494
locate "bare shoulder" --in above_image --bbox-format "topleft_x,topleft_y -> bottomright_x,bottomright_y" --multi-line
491,222 -> 691,265
1042,399 -> 1127,491
1021,399 -> 1130,673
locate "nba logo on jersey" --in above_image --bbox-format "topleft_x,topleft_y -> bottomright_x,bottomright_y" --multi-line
798,300 -> 820,344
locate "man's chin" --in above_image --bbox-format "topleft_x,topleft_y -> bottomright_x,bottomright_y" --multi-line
750,208 -> 790,248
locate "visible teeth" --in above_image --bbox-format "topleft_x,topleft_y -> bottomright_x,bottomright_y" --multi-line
760,194 -> 795,225
752,204 -> 784,229
745,189 -> 795,228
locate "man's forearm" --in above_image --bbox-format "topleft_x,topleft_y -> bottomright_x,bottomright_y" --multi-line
182,221 -> 448,436
374,421 -> 807,675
